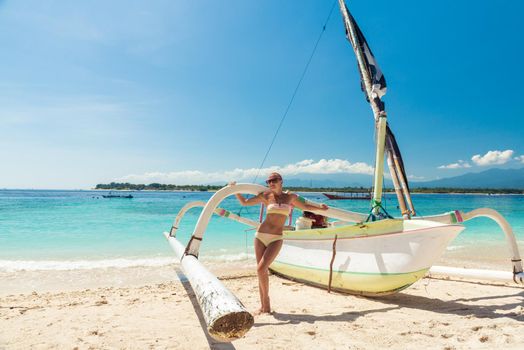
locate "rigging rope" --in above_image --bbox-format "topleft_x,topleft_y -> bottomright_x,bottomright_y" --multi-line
366,199 -> 393,222
250,0 -> 338,185
237,1 -> 337,218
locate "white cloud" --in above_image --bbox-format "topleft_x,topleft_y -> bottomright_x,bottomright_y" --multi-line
439,150 -> 519,170
471,150 -> 514,166
515,155 -> 524,164
407,174 -> 425,180
118,159 -> 375,185
438,160 -> 472,169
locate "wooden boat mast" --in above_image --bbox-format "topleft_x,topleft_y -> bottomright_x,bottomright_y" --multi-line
338,1 -> 388,216
338,1 -> 418,218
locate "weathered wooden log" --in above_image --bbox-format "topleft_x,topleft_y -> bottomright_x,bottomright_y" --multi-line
164,233 -> 254,342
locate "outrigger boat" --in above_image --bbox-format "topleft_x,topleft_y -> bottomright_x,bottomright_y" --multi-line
102,191 -> 133,199
168,185 -> 523,296
323,191 -> 371,200
164,0 -> 523,341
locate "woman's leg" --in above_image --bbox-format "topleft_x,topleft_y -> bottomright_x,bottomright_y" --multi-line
254,237 -> 267,312
256,239 -> 283,313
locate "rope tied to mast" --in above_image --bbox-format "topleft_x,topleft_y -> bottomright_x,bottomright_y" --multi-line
366,199 -> 393,222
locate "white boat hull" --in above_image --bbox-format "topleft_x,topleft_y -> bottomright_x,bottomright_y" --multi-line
270,219 -> 465,296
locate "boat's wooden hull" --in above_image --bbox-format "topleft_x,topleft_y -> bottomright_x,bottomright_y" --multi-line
270,219 -> 464,296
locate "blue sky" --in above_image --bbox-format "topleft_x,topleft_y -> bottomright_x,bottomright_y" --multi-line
0,0 -> 523,189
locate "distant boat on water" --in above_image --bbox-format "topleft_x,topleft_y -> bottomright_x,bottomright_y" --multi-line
323,192 -> 371,200
102,191 -> 133,199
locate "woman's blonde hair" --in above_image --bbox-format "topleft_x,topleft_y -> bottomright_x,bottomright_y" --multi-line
266,172 -> 282,181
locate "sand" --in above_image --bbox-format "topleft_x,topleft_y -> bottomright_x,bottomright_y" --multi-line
1,266 -> 523,350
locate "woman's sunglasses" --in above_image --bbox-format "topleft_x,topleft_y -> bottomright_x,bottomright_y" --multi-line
266,178 -> 281,184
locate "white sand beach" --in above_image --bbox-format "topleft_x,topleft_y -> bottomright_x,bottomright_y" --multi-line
1,264 -> 523,350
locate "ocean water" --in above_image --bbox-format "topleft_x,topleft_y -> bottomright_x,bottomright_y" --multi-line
0,190 -> 523,272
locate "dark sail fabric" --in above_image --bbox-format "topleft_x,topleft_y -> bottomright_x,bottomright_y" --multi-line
341,4 -> 387,104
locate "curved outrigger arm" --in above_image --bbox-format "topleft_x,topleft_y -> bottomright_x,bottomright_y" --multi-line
183,184 -> 266,257
169,201 -> 260,238
177,183 -> 368,258
414,208 -> 523,282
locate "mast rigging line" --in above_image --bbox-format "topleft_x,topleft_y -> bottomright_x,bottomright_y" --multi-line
250,0 -> 338,185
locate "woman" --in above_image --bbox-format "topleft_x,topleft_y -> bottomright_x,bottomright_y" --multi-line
234,172 -> 328,314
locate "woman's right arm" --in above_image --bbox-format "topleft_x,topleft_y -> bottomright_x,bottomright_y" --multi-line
228,182 -> 265,206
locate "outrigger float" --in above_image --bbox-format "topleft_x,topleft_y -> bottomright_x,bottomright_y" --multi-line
164,0 -> 523,342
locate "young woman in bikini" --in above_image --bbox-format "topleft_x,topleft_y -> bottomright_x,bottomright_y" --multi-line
234,172 -> 328,314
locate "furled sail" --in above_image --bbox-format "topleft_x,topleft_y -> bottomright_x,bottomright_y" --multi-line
338,0 -> 415,217
341,7 -> 387,107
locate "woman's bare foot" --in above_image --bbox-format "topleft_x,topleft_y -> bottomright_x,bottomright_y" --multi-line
253,296 -> 271,316
253,308 -> 272,316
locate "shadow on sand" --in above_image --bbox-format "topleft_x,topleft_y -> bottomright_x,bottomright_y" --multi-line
255,306 -> 399,327
255,282 -> 523,327
377,289 -> 524,321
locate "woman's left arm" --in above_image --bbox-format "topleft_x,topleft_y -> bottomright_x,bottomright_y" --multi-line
290,194 -> 328,211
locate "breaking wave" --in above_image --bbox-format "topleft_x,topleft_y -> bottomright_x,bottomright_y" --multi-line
0,252 -> 255,272
0,257 -> 176,272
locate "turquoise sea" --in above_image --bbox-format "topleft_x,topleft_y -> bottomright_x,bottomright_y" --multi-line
1,190 -> 523,272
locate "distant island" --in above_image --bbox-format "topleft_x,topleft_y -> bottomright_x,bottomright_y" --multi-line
95,182 -> 219,192
94,182 -> 524,194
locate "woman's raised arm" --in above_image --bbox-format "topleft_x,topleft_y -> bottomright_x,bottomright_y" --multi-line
235,192 -> 265,206
291,193 -> 328,211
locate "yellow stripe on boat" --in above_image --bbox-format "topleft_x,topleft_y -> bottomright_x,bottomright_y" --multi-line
270,261 -> 428,296
283,219 -> 404,240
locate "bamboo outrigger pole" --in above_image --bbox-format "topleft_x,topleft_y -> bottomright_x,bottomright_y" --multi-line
385,126 -> 416,216
386,151 -> 409,218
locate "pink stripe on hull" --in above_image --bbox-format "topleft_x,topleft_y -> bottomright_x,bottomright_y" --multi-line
285,224 -> 463,242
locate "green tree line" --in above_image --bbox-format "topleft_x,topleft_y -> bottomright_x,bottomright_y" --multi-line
95,183 -> 523,194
